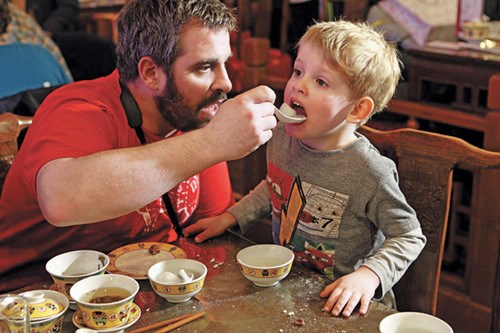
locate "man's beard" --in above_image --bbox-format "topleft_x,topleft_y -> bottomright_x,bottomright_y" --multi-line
156,81 -> 227,132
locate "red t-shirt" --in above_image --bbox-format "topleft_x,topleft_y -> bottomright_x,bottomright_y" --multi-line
0,71 -> 234,292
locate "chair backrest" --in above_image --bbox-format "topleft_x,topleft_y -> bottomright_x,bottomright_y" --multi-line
0,113 -> 33,195
492,241 -> 500,333
13,86 -> 61,116
358,125 -> 500,315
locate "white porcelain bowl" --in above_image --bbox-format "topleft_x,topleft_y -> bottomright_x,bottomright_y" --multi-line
45,250 -> 109,301
236,244 -> 294,287
379,312 -> 454,333
148,259 -> 207,303
70,274 -> 139,330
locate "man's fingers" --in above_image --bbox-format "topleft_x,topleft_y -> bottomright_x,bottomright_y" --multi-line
238,85 -> 276,105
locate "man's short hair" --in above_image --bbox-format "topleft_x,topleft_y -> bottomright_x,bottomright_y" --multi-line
116,0 -> 236,82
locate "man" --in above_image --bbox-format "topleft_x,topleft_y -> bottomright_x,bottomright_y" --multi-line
0,0 -> 277,292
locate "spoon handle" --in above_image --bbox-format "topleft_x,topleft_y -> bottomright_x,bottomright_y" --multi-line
274,105 -> 306,124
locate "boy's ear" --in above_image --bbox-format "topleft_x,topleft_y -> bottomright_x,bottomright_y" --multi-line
137,56 -> 165,91
347,97 -> 374,124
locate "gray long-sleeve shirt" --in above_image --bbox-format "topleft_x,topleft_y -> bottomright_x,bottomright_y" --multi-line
229,123 -> 426,307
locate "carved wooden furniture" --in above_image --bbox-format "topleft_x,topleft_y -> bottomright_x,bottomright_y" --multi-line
358,126 -> 500,317
376,46 -> 500,332
492,242 -> 500,333
406,46 -> 500,115
0,113 -> 32,195
78,0 -> 123,43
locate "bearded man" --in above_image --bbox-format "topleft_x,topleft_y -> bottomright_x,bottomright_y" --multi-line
0,0 -> 277,292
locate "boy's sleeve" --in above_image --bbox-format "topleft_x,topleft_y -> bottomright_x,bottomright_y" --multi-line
362,167 -> 427,298
227,180 -> 272,234
362,227 -> 426,299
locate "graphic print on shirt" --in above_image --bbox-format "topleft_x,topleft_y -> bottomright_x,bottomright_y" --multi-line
136,197 -> 165,232
293,240 -> 336,279
297,182 -> 348,238
169,174 -> 200,225
279,176 -> 306,246
268,162 -> 349,279
136,175 -> 200,232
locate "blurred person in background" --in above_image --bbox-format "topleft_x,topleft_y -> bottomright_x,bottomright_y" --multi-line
0,0 -> 72,113
27,0 -> 78,36
28,0 -> 117,81
0,0 -> 72,79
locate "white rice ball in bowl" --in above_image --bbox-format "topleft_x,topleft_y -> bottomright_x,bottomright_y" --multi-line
148,259 -> 207,303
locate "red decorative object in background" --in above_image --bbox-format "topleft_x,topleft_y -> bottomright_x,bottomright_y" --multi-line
227,31 -> 292,92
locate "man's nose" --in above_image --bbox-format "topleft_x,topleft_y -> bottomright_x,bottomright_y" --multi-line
213,67 -> 232,93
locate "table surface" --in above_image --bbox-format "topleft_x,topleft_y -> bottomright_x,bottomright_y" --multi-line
23,231 -> 396,333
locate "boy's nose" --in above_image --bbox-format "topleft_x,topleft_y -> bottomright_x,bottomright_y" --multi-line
294,78 -> 307,95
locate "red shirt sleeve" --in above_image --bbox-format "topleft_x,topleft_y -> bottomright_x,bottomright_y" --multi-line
190,161 -> 235,221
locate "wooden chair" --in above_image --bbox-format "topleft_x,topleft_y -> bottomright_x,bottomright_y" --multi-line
358,126 -> 500,316
492,241 -> 500,333
0,113 -> 32,195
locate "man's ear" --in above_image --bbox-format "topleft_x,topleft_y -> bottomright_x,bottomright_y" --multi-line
137,56 -> 165,91
347,97 -> 374,124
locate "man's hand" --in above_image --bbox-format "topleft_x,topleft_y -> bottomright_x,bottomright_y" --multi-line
205,85 -> 277,161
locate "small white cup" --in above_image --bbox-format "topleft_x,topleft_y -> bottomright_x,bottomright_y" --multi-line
379,312 -> 453,333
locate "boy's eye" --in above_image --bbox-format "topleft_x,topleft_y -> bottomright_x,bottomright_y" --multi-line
293,68 -> 302,76
316,79 -> 328,87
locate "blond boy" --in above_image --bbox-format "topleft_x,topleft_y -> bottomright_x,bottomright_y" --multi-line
185,20 -> 426,317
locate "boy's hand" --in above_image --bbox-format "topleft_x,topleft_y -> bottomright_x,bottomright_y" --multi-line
183,212 -> 237,243
320,266 -> 380,317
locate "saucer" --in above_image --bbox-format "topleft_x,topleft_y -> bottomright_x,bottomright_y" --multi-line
72,303 -> 141,333
107,242 -> 187,279
49,283 -> 77,310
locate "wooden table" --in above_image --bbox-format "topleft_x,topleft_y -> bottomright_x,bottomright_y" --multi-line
22,231 -> 395,333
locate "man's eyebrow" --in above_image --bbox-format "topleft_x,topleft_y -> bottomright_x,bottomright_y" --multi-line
190,56 -> 231,70
189,58 -> 217,69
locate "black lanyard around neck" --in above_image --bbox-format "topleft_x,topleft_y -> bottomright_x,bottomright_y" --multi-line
119,80 -> 183,238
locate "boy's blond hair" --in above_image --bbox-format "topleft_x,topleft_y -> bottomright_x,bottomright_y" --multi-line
299,20 -> 401,119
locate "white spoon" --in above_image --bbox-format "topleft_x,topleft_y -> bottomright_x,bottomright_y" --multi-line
274,103 -> 306,124
178,269 -> 194,282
